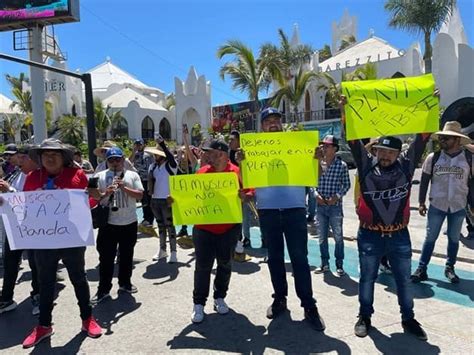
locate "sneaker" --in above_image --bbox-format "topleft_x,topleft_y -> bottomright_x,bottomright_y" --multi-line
304,307 -> 326,331
336,267 -> 346,277
56,272 -> 65,282
314,265 -> 330,274
466,230 -> 474,239
22,326 -> 54,349
152,249 -> 168,261
91,292 -> 111,305
411,267 -> 428,283
444,266 -> 460,283
402,318 -> 427,340
81,316 -> 102,338
177,228 -> 188,237
213,298 -> 229,315
354,316 -> 371,337
242,238 -> 251,248
235,240 -> 244,254
266,298 -> 287,319
118,285 -> 138,294
0,300 -> 17,314
379,264 -> 392,274
31,295 -> 40,316
169,251 -> 178,263
191,304 -> 205,323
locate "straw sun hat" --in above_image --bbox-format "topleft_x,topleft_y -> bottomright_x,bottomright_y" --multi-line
432,121 -> 472,146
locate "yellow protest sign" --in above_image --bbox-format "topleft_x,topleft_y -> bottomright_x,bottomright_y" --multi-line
240,131 -> 318,188
342,74 -> 439,140
170,172 -> 242,225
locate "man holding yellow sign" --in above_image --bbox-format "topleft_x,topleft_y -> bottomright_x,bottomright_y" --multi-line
237,107 -> 325,332
169,139 -> 253,324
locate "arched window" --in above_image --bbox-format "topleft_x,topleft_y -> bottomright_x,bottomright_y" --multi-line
141,116 -> 154,141
159,118 -> 171,139
304,90 -> 311,121
111,117 -> 129,138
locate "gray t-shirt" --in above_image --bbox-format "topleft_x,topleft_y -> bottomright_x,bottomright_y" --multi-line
96,169 -> 144,226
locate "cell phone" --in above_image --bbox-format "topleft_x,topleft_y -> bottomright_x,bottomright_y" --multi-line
87,177 -> 99,188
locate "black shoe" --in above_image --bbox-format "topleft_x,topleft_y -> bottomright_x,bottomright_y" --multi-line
354,316 -> 371,337
444,266 -> 460,283
242,238 -> 251,248
304,307 -> 325,331
91,292 -> 110,305
118,285 -> 138,294
266,298 -> 287,319
314,265 -> 330,274
402,318 -> 427,340
410,267 -> 428,283
177,228 -> 188,238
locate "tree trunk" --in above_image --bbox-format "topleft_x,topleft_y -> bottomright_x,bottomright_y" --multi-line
424,31 -> 432,74
253,96 -> 260,132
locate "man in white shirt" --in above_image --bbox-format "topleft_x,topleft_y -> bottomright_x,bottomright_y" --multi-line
412,121 -> 473,284
90,147 -> 144,303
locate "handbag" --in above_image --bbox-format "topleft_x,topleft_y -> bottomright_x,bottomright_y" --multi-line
91,204 -> 110,229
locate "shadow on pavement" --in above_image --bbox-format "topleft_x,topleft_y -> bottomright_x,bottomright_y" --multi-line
167,310 -> 351,354
231,260 -> 261,275
142,257 -> 193,285
322,272 -> 359,297
30,331 -> 88,355
460,234 -> 473,250
433,278 -> 474,301
368,327 -> 441,354
93,293 -> 142,336
86,258 -> 146,283
378,274 -> 436,299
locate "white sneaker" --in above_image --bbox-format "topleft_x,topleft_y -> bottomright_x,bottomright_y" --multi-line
191,304 -> 205,323
213,298 -> 229,315
152,249 -> 168,261
234,240 -> 244,254
169,251 -> 177,263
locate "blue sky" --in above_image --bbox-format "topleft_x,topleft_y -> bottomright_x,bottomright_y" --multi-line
0,0 -> 472,106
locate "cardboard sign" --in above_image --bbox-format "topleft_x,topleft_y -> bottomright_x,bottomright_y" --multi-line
170,173 -> 242,225
1,189 -> 94,250
240,131 -> 319,188
342,74 -> 439,140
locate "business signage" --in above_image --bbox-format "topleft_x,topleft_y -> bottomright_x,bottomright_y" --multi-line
0,0 -> 80,31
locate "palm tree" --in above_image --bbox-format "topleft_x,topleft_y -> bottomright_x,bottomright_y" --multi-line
384,0 -> 456,73
217,40 -> 271,120
57,114 -> 84,146
271,66 -> 318,122
94,98 -> 124,141
318,44 -> 332,62
164,92 -> 176,111
260,28 -> 315,83
1,114 -> 23,142
349,62 -> 378,81
339,35 -> 357,51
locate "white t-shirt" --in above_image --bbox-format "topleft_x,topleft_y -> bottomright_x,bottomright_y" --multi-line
96,169 -> 144,226
149,162 -> 177,199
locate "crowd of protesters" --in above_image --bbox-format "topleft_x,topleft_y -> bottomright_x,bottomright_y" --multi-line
0,91 -> 473,348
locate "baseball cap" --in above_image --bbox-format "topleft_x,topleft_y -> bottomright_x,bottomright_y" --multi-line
202,139 -> 229,153
106,147 -> 124,159
321,135 -> 339,147
3,143 -> 18,155
260,107 -> 282,123
373,136 -> 402,151
134,138 -> 144,145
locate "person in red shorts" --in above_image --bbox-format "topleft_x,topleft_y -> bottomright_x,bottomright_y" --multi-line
22,139 -> 101,349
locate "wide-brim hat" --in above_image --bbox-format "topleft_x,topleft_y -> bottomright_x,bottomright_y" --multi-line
144,146 -> 166,158
432,121 -> 471,146
93,140 -> 117,157
28,138 -> 74,163
3,143 -> 18,155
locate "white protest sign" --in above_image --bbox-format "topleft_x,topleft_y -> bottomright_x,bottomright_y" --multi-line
0,189 -> 95,250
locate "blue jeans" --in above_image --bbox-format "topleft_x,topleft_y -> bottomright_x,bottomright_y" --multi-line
258,208 -> 316,309
317,204 -> 344,268
306,187 -> 316,220
357,228 -> 414,321
419,205 -> 466,269
242,201 -> 252,240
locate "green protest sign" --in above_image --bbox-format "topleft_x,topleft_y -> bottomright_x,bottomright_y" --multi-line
342,74 -> 439,140
240,131 -> 319,188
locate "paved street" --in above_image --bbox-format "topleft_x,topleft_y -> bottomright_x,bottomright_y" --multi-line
0,169 -> 473,354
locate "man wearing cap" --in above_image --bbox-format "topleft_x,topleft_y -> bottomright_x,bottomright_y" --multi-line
21,139 -> 102,348
340,95 -> 433,340
0,145 -> 40,316
1,143 -> 18,179
314,135 -> 350,276
130,138 -> 155,228
145,136 -> 179,262
412,121 -> 473,284
239,107 -> 325,331
183,139 -> 252,324
89,147 -> 143,303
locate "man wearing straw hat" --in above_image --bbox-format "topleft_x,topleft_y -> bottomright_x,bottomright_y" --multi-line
412,121 -> 473,284
93,141 -> 135,173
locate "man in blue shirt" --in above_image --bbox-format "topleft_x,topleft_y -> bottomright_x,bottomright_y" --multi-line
243,107 -> 325,331
314,135 -> 350,276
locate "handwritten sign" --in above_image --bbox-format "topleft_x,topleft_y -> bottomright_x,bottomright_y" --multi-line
0,190 -> 94,250
342,74 -> 439,140
240,131 -> 319,188
170,173 -> 242,225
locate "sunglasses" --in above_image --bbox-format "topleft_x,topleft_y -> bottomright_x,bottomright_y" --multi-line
438,136 -> 454,142
107,157 -> 122,163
